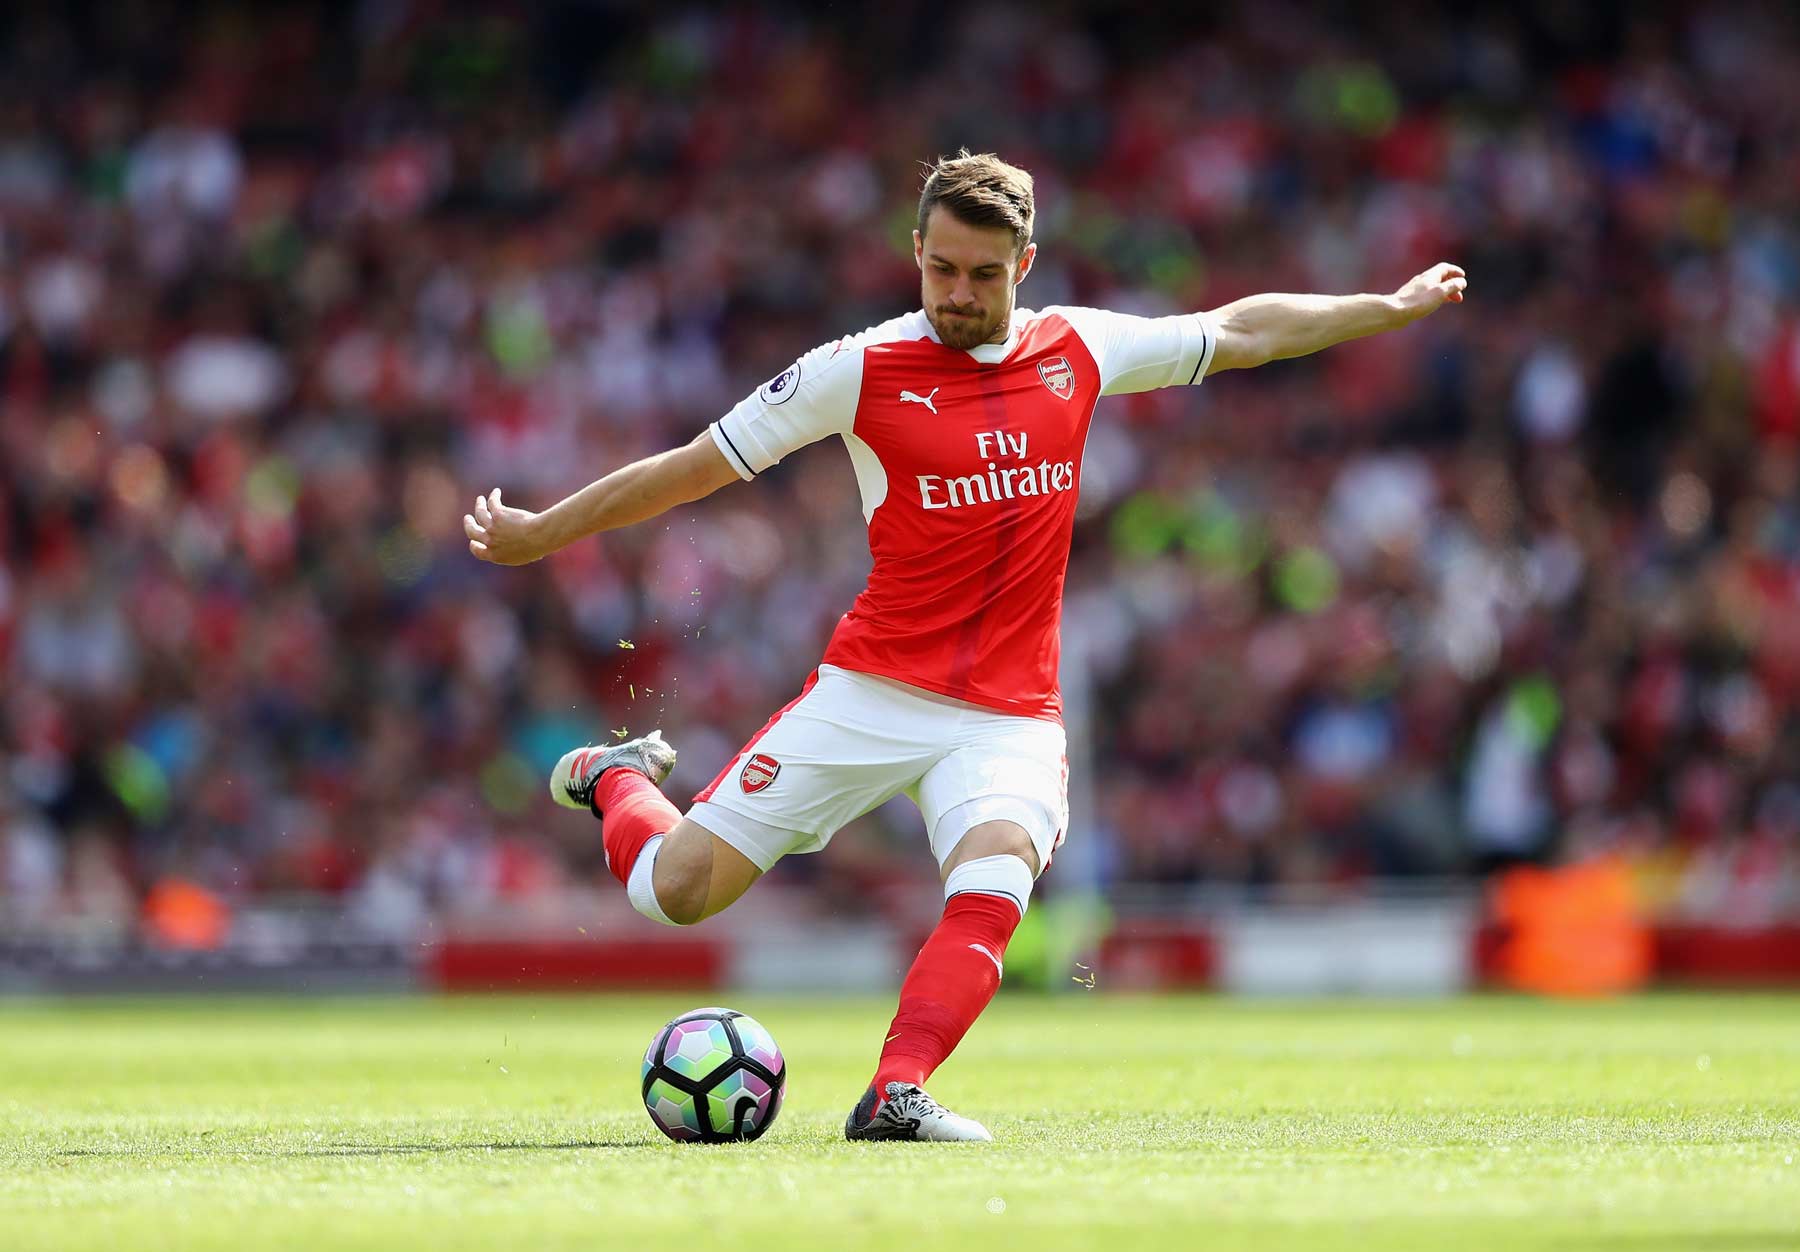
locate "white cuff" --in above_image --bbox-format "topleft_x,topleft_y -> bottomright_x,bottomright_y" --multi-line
943,853 -> 1034,915
709,421 -> 758,481
1185,314 -> 1218,385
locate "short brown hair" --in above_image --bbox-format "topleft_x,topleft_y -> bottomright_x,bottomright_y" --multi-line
917,150 -> 1035,254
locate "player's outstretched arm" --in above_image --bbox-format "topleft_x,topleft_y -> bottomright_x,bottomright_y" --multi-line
1204,263 -> 1466,374
463,430 -> 741,566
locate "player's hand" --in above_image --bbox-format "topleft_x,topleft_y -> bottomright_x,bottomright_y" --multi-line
464,488 -> 549,565
1392,263 -> 1467,322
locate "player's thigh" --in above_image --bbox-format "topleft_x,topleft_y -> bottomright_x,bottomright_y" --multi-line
688,666 -> 938,871
654,816 -> 762,924
916,714 -> 1068,876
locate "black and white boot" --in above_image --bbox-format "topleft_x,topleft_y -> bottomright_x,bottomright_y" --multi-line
844,1082 -> 993,1142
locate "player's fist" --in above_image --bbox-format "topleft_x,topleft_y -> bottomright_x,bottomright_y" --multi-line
1392,263 -> 1467,321
464,488 -> 548,566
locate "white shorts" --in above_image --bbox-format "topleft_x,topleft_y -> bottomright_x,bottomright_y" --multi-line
688,665 -> 1068,875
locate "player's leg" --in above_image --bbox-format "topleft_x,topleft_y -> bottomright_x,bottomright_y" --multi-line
553,666 -> 931,927
549,733 -> 761,925
882,819 -> 1042,1088
846,817 -> 1040,1142
847,717 -> 1066,1143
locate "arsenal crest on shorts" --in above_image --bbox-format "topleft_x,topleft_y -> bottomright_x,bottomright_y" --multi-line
1037,355 -> 1075,400
739,753 -> 781,794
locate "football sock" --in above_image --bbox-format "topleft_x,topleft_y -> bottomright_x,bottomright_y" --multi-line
593,768 -> 679,888
871,854 -> 1034,1097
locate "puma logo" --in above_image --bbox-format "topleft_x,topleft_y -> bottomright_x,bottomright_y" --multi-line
968,943 -> 1004,979
899,387 -> 940,414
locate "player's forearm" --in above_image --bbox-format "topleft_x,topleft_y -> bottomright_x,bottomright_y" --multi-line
532,447 -> 710,550
467,431 -> 737,566
1209,292 -> 1410,368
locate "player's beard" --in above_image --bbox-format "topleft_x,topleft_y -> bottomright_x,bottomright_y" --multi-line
928,299 -> 1008,351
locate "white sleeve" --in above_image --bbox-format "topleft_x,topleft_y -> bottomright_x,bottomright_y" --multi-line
1051,306 -> 1218,397
708,337 -> 864,480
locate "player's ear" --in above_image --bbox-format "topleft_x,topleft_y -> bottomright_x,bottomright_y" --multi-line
1015,241 -> 1037,285
913,230 -> 925,270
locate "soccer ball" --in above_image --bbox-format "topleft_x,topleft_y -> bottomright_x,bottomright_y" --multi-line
641,1006 -> 786,1143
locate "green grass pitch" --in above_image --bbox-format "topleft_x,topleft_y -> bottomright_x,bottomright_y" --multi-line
3,993 -> 1798,1251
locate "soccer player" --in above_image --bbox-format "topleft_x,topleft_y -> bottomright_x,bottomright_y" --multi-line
464,152 -> 1466,1141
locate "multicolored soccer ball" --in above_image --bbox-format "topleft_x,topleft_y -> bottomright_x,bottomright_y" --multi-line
641,1007 -> 785,1143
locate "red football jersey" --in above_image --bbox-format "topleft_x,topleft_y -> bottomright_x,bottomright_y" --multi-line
710,306 -> 1217,720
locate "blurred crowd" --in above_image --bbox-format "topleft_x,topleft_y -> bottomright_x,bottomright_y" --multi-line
4,0 -> 1800,934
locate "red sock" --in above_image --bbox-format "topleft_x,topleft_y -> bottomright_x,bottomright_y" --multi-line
871,892 -> 1021,1095
593,769 -> 679,887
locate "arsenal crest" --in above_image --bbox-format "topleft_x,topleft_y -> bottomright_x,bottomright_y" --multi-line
1037,356 -> 1075,400
739,753 -> 781,794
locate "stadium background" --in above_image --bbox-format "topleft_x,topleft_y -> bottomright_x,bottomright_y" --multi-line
3,0 -> 1800,997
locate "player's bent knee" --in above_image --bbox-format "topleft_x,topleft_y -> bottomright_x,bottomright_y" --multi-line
942,819 -> 1041,879
649,820 -> 761,926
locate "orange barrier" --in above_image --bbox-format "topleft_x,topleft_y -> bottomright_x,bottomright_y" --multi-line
1487,858 -> 1653,996
140,878 -> 232,950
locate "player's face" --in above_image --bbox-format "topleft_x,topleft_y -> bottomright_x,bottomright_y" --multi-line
915,208 -> 1036,351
